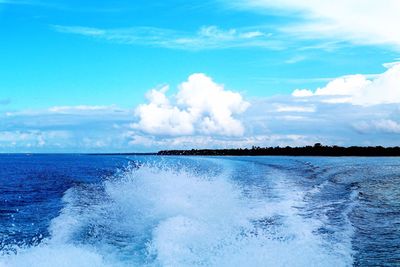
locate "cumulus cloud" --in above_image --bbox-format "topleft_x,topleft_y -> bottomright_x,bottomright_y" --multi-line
291,89 -> 314,97
3,64 -> 400,152
132,73 -> 250,137
132,60 -> 400,147
292,62 -> 400,105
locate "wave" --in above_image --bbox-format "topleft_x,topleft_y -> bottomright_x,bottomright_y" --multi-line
0,159 -> 353,266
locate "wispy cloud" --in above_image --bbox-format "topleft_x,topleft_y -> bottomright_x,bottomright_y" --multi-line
354,119 -> 400,134
52,25 -> 283,50
126,133 -> 313,149
0,104 -> 134,152
48,105 -> 123,113
250,76 -> 336,85
284,55 -> 306,64
0,130 -> 70,148
53,26 -> 106,36
275,104 -> 315,113
227,0 -> 400,51
5,105 -> 124,117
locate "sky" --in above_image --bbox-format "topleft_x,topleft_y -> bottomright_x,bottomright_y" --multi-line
0,0 -> 399,152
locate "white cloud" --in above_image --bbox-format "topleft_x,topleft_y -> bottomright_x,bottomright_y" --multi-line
3,66 -> 400,152
373,120 -> 400,134
53,25 -> 105,36
48,105 -> 121,113
313,75 -> 370,97
5,105 -> 123,116
284,55 -> 306,64
129,67 -> 400,150
230,0 -> 400,50
0,130 -> 70,148
53,25 -> 279,50
132,86 -> 195,136
197,26 -> 265,40
278,115 -> 308,121
127,133 -> 311,149
275,104 -> 315,113
355,119 -> 400,134
292,89 -> 313,97
292,63 -> 400,105
132,73 -> 250,137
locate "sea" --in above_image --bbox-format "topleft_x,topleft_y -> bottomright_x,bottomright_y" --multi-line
0,154 -> 399,267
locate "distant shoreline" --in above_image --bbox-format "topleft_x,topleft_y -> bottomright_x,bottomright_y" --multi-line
88,153 -> 157,156
2,145 -> 400,156
156,143 -> 400,157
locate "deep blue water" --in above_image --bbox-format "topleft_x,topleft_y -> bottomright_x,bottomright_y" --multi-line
0,154 -> 399,266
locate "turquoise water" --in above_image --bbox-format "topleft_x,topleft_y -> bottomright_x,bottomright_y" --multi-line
0,155 -> 399,266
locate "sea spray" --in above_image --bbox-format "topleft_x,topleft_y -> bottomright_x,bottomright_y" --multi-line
1,158 -> 354,266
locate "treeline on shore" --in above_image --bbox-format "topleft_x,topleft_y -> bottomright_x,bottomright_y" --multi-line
157,143 -> 400,156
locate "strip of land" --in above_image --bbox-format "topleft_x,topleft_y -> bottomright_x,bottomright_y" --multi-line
157,144 -> 400,156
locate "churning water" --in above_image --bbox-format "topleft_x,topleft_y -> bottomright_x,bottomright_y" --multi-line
0,155 -> 399,266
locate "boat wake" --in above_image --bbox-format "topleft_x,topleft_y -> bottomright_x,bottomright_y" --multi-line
0,159 -> 353,267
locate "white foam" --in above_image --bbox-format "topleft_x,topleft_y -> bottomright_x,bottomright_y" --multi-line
0,244 -> 112,267
0,159 -> 354,266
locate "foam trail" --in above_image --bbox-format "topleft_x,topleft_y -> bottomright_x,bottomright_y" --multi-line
0,159 -> 353,266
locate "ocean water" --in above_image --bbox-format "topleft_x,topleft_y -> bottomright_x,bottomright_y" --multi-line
0,155 -> 399,267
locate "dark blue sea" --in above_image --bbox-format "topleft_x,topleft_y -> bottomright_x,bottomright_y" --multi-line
0,154 -> 399,266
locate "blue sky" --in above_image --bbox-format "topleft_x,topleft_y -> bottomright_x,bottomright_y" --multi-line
0,0 -> 399,152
